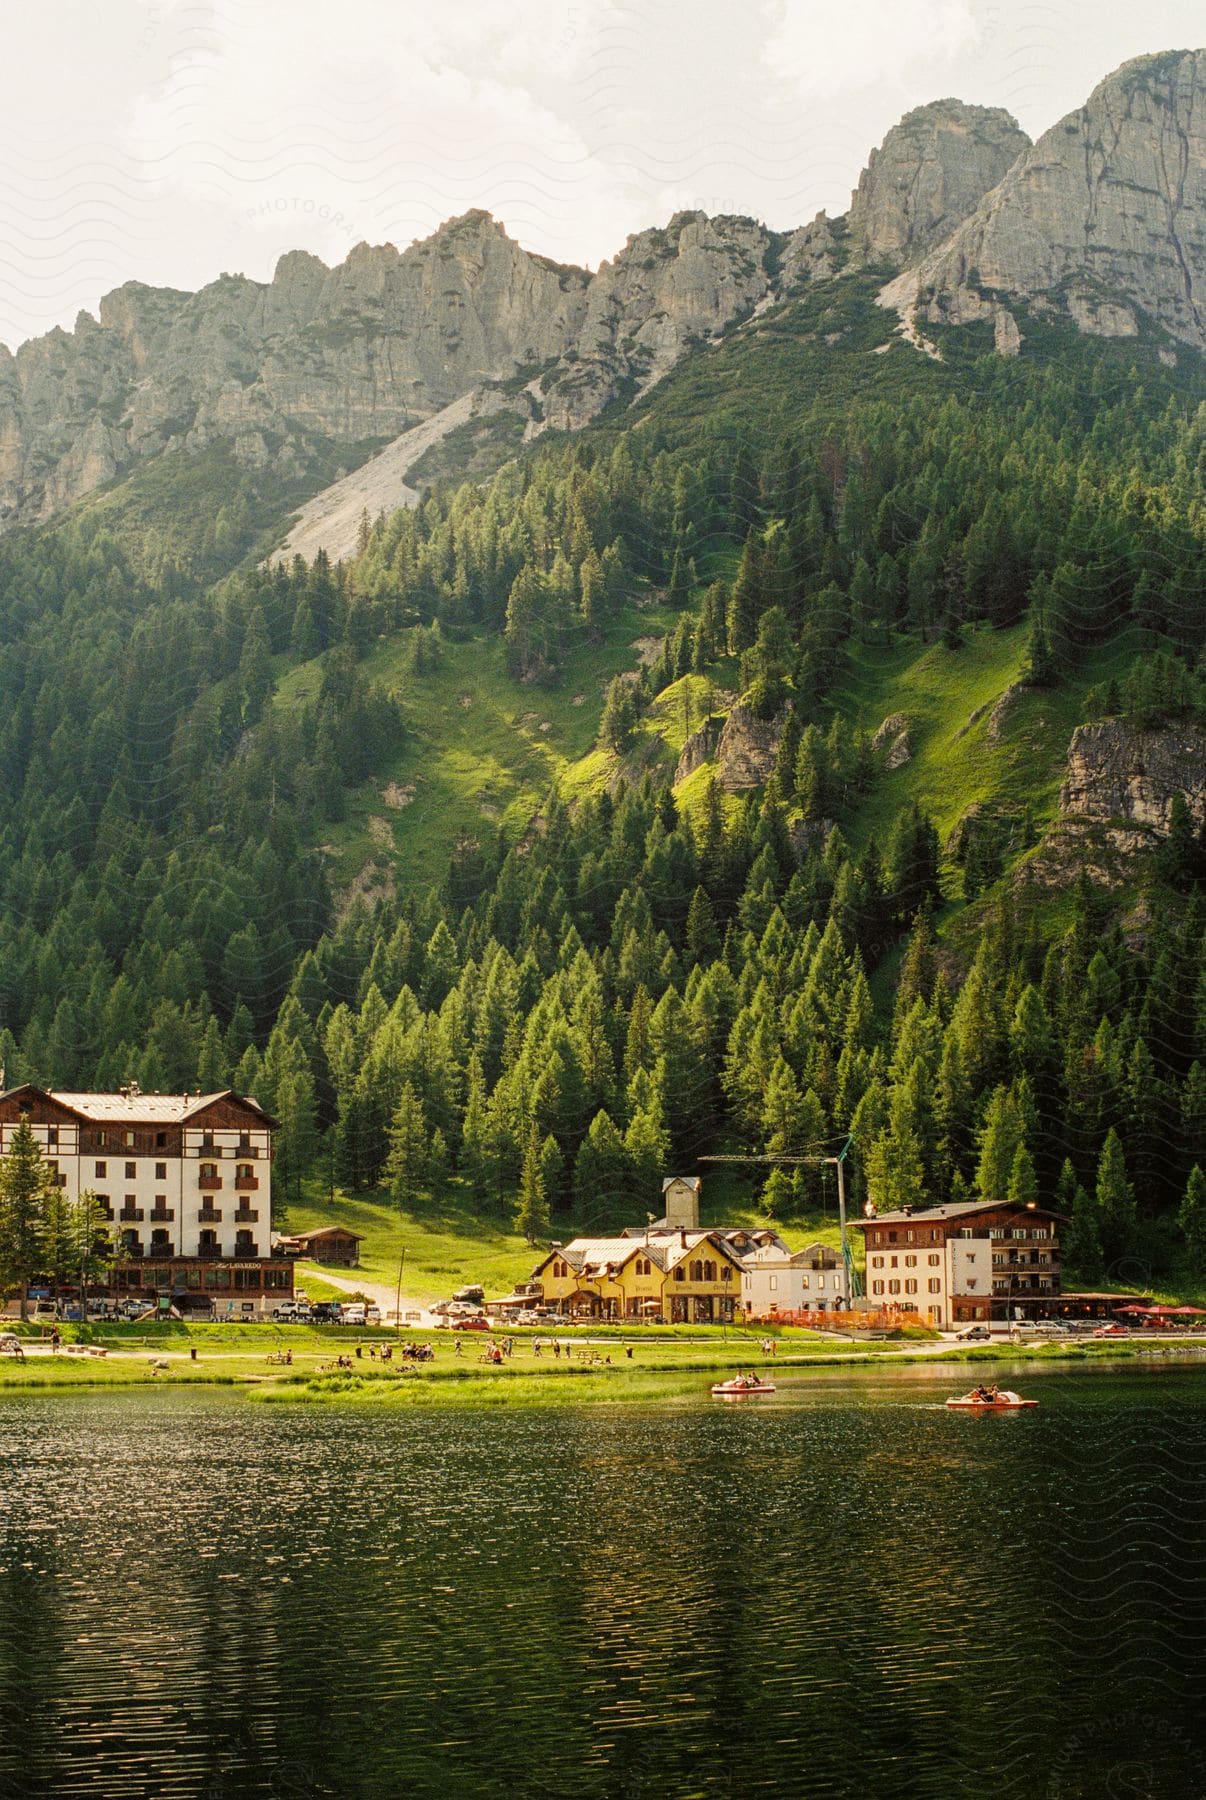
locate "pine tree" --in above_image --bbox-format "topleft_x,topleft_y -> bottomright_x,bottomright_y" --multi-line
974,1086 -> 1022,1205
1006,1142 -> 1038,1209
0,1121 -> 56,1319
1179,1165 -> 1206,1276
1096,1127 -> 1137,1263
386,1082 -> 428,1209
1065,1181 -> 1103,1281
515,1126 -> 550,1243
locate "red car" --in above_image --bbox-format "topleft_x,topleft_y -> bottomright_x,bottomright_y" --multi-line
451,1316 -> 491,1331
1092,1322 -> 1129,1337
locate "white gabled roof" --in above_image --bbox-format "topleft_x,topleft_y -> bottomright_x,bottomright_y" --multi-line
49,1090 -> 269,1124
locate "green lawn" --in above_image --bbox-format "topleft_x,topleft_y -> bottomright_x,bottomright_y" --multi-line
274,599 -> 679,891
286,1184 -> 540,1303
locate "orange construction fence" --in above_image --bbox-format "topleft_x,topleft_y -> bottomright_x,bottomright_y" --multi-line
746,1307 -> 937,1332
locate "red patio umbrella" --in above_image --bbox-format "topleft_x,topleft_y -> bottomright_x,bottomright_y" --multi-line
1159,1305 -> 1206,1316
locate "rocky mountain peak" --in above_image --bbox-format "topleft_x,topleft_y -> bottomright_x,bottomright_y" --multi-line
848,98 -> 1029,266
899,47 -> 1206,348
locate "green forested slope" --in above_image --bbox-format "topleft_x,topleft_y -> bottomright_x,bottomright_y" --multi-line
0,299 -> 1203,1290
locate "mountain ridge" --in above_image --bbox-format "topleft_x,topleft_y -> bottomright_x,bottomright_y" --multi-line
0,46 -> 1203,546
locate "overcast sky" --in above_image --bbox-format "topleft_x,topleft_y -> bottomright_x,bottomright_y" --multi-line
2,0 -> 1202,348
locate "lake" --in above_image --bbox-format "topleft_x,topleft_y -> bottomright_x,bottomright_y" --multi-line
1,1361 -> 1204,1799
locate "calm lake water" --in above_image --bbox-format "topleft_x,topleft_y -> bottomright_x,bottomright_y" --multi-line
1,1362 -> 1204,1800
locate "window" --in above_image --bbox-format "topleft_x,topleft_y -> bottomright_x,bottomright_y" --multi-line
199,1163 -> 218,1181
156,1132 -> 167,1148
689,1261 -> 703,1282
966,1253 -> 976,1264
928,1279 -> 941,1294
703,1260 -> 716,1283
125,1162 -> 136,1179
905,1255 -> 917,1267
888,1231 -> 898,1244
906,1230 -> 914,1244
800,1275 -> 809,1290
872,1281 -> 884,1296
928,1253 -> 940,1266
872,1255 -> 883,1268
124,1132 -> 134,1148
201,1132 -> 214,1151
155,1162 -> 166,1179
817,1274 -> 826,1290
769,1275 -> 778,1291
95,1161 -> 107,1178
47,1127 -> 58,1146
888,1279 -> 901,1295
966,1279 -> 977,1291
905,1279 -> 918,1295
890,1255 -> 898,1268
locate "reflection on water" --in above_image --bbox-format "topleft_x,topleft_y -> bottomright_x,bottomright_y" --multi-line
0,1367 -> 1204,1799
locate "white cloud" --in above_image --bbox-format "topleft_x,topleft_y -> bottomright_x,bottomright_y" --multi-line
763,0 -> 980,97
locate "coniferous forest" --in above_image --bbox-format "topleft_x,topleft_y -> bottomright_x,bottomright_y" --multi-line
1,304 -> 1204,1288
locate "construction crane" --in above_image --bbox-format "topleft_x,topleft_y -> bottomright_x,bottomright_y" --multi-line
698,1135 -> 861,1299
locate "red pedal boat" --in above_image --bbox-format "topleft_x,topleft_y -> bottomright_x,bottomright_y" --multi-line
711,1373 -> 776,1398
946,1387 -> 1037,1410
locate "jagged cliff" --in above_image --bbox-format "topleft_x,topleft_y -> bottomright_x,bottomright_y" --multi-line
0,208 -> 780,529
847,100 -> 1029,266
2,48 -> 1203,535
1030,717 -> 1206,886
892,49 -> 1206,349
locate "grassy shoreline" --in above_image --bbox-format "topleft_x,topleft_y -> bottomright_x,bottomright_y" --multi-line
2,1330 -> 1197,1405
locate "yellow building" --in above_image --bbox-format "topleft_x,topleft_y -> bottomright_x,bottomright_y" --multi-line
532,1229 -> 749,1324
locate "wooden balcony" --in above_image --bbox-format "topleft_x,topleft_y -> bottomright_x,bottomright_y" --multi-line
119,1207 -> 145,1222
233,1208 -> 259,1223
233,1244 -> 260,1259
198,1207 -> 223,1224
150,1208 -> 175,1223
198,1174 -> 223,1191
234,1174 -> 259,1191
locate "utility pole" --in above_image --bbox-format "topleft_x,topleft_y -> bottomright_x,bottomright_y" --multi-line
699,1135 -> 860,1299
394,1244 -> 406,1337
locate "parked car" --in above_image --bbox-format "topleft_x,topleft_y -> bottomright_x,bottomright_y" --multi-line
272,1301 -> 311,1323
364,1305 -> 382,1326
452,1316 -> 491,1331
955,1325 -> 992,1342
453,1285 -> 485,1305
341,1303 -> 367,1327
515,1310 -> 543,1327
309,1302 -> 342,1324
1093,1322 -> 1129,1337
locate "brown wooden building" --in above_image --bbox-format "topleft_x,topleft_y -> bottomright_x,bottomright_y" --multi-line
275,1226 -> 364,1268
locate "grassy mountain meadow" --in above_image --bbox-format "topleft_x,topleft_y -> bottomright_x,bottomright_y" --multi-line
0,276 -> 1204,1297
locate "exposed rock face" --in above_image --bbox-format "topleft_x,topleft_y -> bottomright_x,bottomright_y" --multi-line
0,207 -> 776,529
540,212 -> 773,430
872,711 -> 912,767
1029,716 -> 1206,887
1060,719 -> 1206,833
908,50 -> 1206,348
848,100 -> 1029,266
675,715 -> 724,786
0,210 -> 585,528
713,704 -> 783,792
